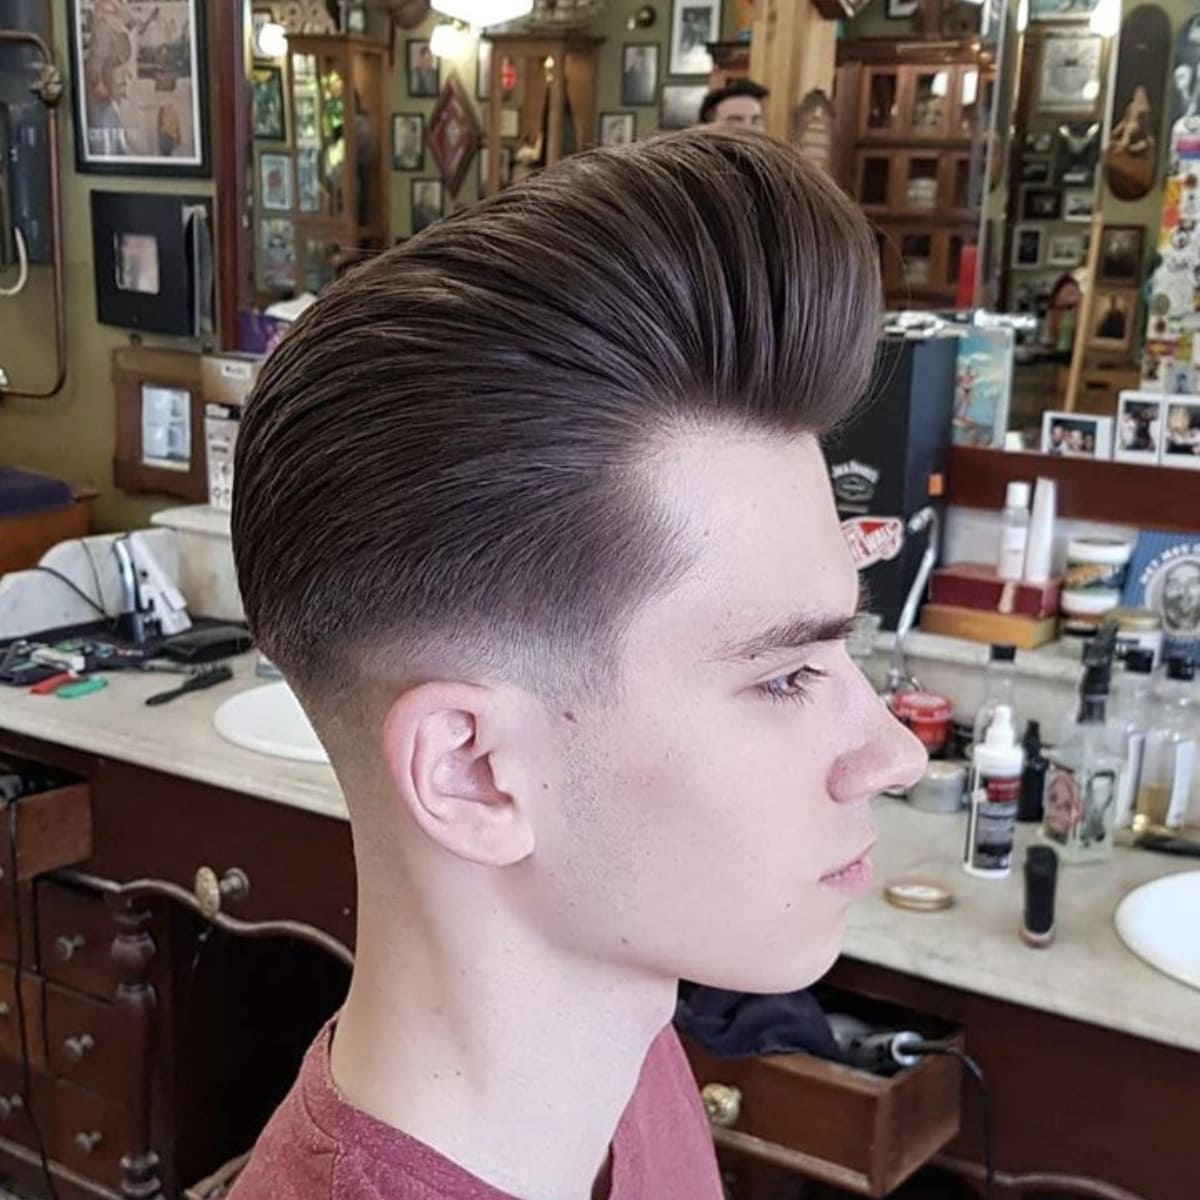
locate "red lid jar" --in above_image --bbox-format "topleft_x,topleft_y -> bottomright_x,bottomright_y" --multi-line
889,691 -> 954,753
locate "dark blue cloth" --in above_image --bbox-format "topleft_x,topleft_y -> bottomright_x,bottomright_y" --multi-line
0,468 -> 73,519
674,983 -> 842,1063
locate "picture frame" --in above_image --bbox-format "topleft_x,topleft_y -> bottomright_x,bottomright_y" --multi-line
659,83 -> 708,130
140,382 -> 193,472
258,216 -> 295,290
408,39 -> 441,99
1056,121 -> 1100,186
67,0 -> 209,176
428,73 -> 480,197
599,112 -> 636,148
250,7 -> 276,60
887,0 -> 919,16
1021,186 -> 1061,221
1115,391 -> 1166,465
1013,225 -> 1044,268
90,189 -> 213,335
477,144 -> 513,192
295,147 -> 321,212
621,44 -> 659,107
1024,130 -> 1055,155
1063,187 -> 1095,222
1037,34 -> 1103,114
391,112 -> 425,171
1029,0 -> 1100,20
1162,396 -> 1200,469
1087,287 -> 1138,353
668,0 -> 721,76
1098,225 -> 1145,286
259,151 -> 293,211
1040,410 -> 1113,459
411,178 -> 445,235
1020,159 -> 1052,185
252,64 -> 287,141
477,38 -> 492,101
1046,232 -> 1085,268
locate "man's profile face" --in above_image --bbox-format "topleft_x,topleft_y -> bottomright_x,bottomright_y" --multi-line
1163,561 -> 1200,632
710,95 -> 764,128
517,431 -> 926,993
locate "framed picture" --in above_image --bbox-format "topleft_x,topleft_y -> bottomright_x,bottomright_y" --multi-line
478,144 -> 513,192
258,216 -> 295,289
252,65 -> 286,140
599,112 -> 636,147
1162,397 -> 1200,468
887,0 -> 919,15
621,44 -> 659,107
1098,225 -> 1145,285
411,178 -> 444,235
91,189 -> 213,335
68,0 -> 209,175
392,113 -> 425,171
1063,187 -> 1094,222
295,147 -> 321,212
141,383 -> 192,472
1087,287 -> 1138,352
1046,232 -> 1085,268
408,39 -> 441,98
1115,391 -> 1166,465
1056,121 -> 1099,185
1024,130 -> 1055,155
477,38 -> 492,101
669,0 -> 721,76
1040,410 -> 1113,459
499,108 -> 520,138
1021,187 -> 1061,221
1020,159 -> 1052,184
1013,225 -> 1044,268
259,151 -> 292,211
660,83 -> 708,130
1029,0 -> 1099,20
428,73 -> 480,196
1037,34 -> 1103,114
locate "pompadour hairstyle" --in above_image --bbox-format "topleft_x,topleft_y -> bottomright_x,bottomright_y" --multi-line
699,78 -> 770,123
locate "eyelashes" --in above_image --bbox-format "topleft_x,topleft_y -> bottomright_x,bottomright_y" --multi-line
758,665 -> 829,706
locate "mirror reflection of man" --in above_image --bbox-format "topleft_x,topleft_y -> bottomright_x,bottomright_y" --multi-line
1163,560 -> 1200,635
699,79 -> 769,129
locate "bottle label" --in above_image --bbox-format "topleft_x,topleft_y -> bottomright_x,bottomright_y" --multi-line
1044,764 -> 1119,849
998,527 -> 1027,579
1166,740 -> 1196,827
1114,733 -> 1146,829
968,787 -> 1018,871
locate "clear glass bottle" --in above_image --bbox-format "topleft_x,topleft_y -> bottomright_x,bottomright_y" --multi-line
1134,657 -> 1197,833
1107,649 -> 1156,830
1042,663 -> 1122,863
972,644 -> 1018,749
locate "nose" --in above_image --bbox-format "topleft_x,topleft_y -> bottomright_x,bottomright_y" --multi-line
827,687 -> 928,804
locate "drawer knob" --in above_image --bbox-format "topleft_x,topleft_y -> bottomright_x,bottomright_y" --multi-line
55,933 -> 86,962
73,1130 -> 103,1155
63,1033 -> 95,1063
0,1094 -> 23,1120
0,1002 -> 9,1018
701,1082 -> 743,1129
193,866 -> 250,921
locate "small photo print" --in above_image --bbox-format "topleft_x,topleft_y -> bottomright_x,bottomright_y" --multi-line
1162,397 -> 1200,469
1046,233 -> 1084,268
1063,187 -> 1095,222
140,383 -> 192,471
1013,225 -> 1043,268
1020,159 -> 1052,185
1088,287 -> 1138,353
1098,225 -> 1144,285
477,38 -> 492,101
411,178 -> 444,235
114,233 -> 160,294
408,40 -> 440,99
1115,391 -> 1164,464
659,83 -> 707,130
251,65 -> 286,141
259,152 -> 292,211
1021,187 -> 1061,220
392,113 -> 424,171
1024,130 -> 1055,155
259,216 -> 295,289
621,44 -> 659,107
599,112 -> 636,147
1041,410 -> 1113,458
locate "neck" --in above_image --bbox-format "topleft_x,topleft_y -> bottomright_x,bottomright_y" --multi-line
329,862 -> 677,1200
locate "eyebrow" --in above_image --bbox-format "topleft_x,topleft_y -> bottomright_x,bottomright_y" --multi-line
716,610 -> 861,663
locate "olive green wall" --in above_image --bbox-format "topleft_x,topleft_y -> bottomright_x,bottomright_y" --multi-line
0,0 -> 214,532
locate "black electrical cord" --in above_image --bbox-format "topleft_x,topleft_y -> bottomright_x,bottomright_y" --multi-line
7,800 -> 62,1200
31,566 -> 109,621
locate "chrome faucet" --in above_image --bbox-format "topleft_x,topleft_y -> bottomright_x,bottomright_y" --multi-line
884,506 -> 940,698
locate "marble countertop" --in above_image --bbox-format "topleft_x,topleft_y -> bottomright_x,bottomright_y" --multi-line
0,655 -> 1195,1053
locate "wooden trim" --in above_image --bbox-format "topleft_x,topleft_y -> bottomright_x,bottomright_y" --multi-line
211,0 -> 247,351
949,446 -> 1200,532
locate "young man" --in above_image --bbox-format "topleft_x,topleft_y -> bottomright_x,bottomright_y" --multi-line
229,129 -> 926,1200
698,78 -> 769,128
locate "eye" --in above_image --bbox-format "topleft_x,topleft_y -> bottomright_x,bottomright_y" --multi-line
759,665 -> 828,705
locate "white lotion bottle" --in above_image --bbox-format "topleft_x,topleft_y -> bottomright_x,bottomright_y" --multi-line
997,481 -> 1031,582
1023,477 -> 1056,585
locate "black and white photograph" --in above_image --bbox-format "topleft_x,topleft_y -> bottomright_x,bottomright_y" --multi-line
1020,159 -> 1052,184
669,0 -> 721,76
1041,410 -> 1113,458
411,178 -> 444,234
115,233 -> 160,294
259,151 -> 292,211
1163,397 -> 1200,469
1115,391 -> 1165,465
251,64 -> 286,140
1013,225 -> 1044,267
1021,187 -> 1061,220
887,0 -> 919,15
599,112 -> 636,147
140,383 -> 192,471
1063,187 -> 1094,222
1037,32 -> 1103,114
659,83 -> 708,130
68,0 -> 209,175
621,43 -> 659,106
408,40 -> 440,98
392,113 -> 425,171
1024,130 -> 1055,155
1098,225 -> 1144,285
1087,287 -> 1137,351
1046,232 -> 1084,267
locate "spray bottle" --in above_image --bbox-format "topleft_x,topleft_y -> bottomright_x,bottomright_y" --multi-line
963,704 -> 1024,879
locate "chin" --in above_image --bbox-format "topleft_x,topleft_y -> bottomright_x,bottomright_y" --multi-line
684,916 -> 847,996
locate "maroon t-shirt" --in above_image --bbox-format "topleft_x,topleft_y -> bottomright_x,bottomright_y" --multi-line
228,1021 -> 722,1200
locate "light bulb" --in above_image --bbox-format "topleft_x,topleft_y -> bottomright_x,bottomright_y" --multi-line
1089,0 -> 1119,38
255,20 -> 288,59
430,22 -> 467,58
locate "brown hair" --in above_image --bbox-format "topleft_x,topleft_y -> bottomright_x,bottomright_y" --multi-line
232,129 -> 880,703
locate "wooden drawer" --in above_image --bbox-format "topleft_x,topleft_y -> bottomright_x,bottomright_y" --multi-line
0,759 -> 92,882
0,965 -> 45,1071
44,984 -> 120,1099
0,1059 -> 53,1156
683,988 -> 963,1198
37,881 -> 115,1000
52,1078 -> 128,1189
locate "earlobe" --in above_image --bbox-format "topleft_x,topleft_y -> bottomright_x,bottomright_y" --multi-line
381,684 -> 536,868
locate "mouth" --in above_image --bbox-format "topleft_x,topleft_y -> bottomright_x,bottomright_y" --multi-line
819,842 -> 876,895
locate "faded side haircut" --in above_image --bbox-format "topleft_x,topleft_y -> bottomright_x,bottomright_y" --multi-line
232,128 -> 881,703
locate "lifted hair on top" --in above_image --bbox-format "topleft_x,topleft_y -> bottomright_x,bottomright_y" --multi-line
233,128 -> 881,703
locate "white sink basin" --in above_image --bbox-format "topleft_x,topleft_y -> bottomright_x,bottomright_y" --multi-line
1114,870 -> 1200,991
213,682 -> 330,764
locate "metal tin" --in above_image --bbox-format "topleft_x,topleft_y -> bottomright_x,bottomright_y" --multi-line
884,879 -> 955,912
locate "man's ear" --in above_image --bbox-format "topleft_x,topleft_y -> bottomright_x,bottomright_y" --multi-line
380,682 -> 536,867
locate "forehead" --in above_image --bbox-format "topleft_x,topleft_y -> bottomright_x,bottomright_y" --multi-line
626,429 -> 855,660
715,95 -> 762,117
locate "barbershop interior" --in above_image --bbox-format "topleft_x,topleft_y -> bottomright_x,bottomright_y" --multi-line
0,0 -> 1199,1196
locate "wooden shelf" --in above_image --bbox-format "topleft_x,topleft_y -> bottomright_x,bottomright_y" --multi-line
948,446 -> 1200,532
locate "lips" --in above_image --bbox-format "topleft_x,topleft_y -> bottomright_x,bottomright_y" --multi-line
820,841 -> 876,883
